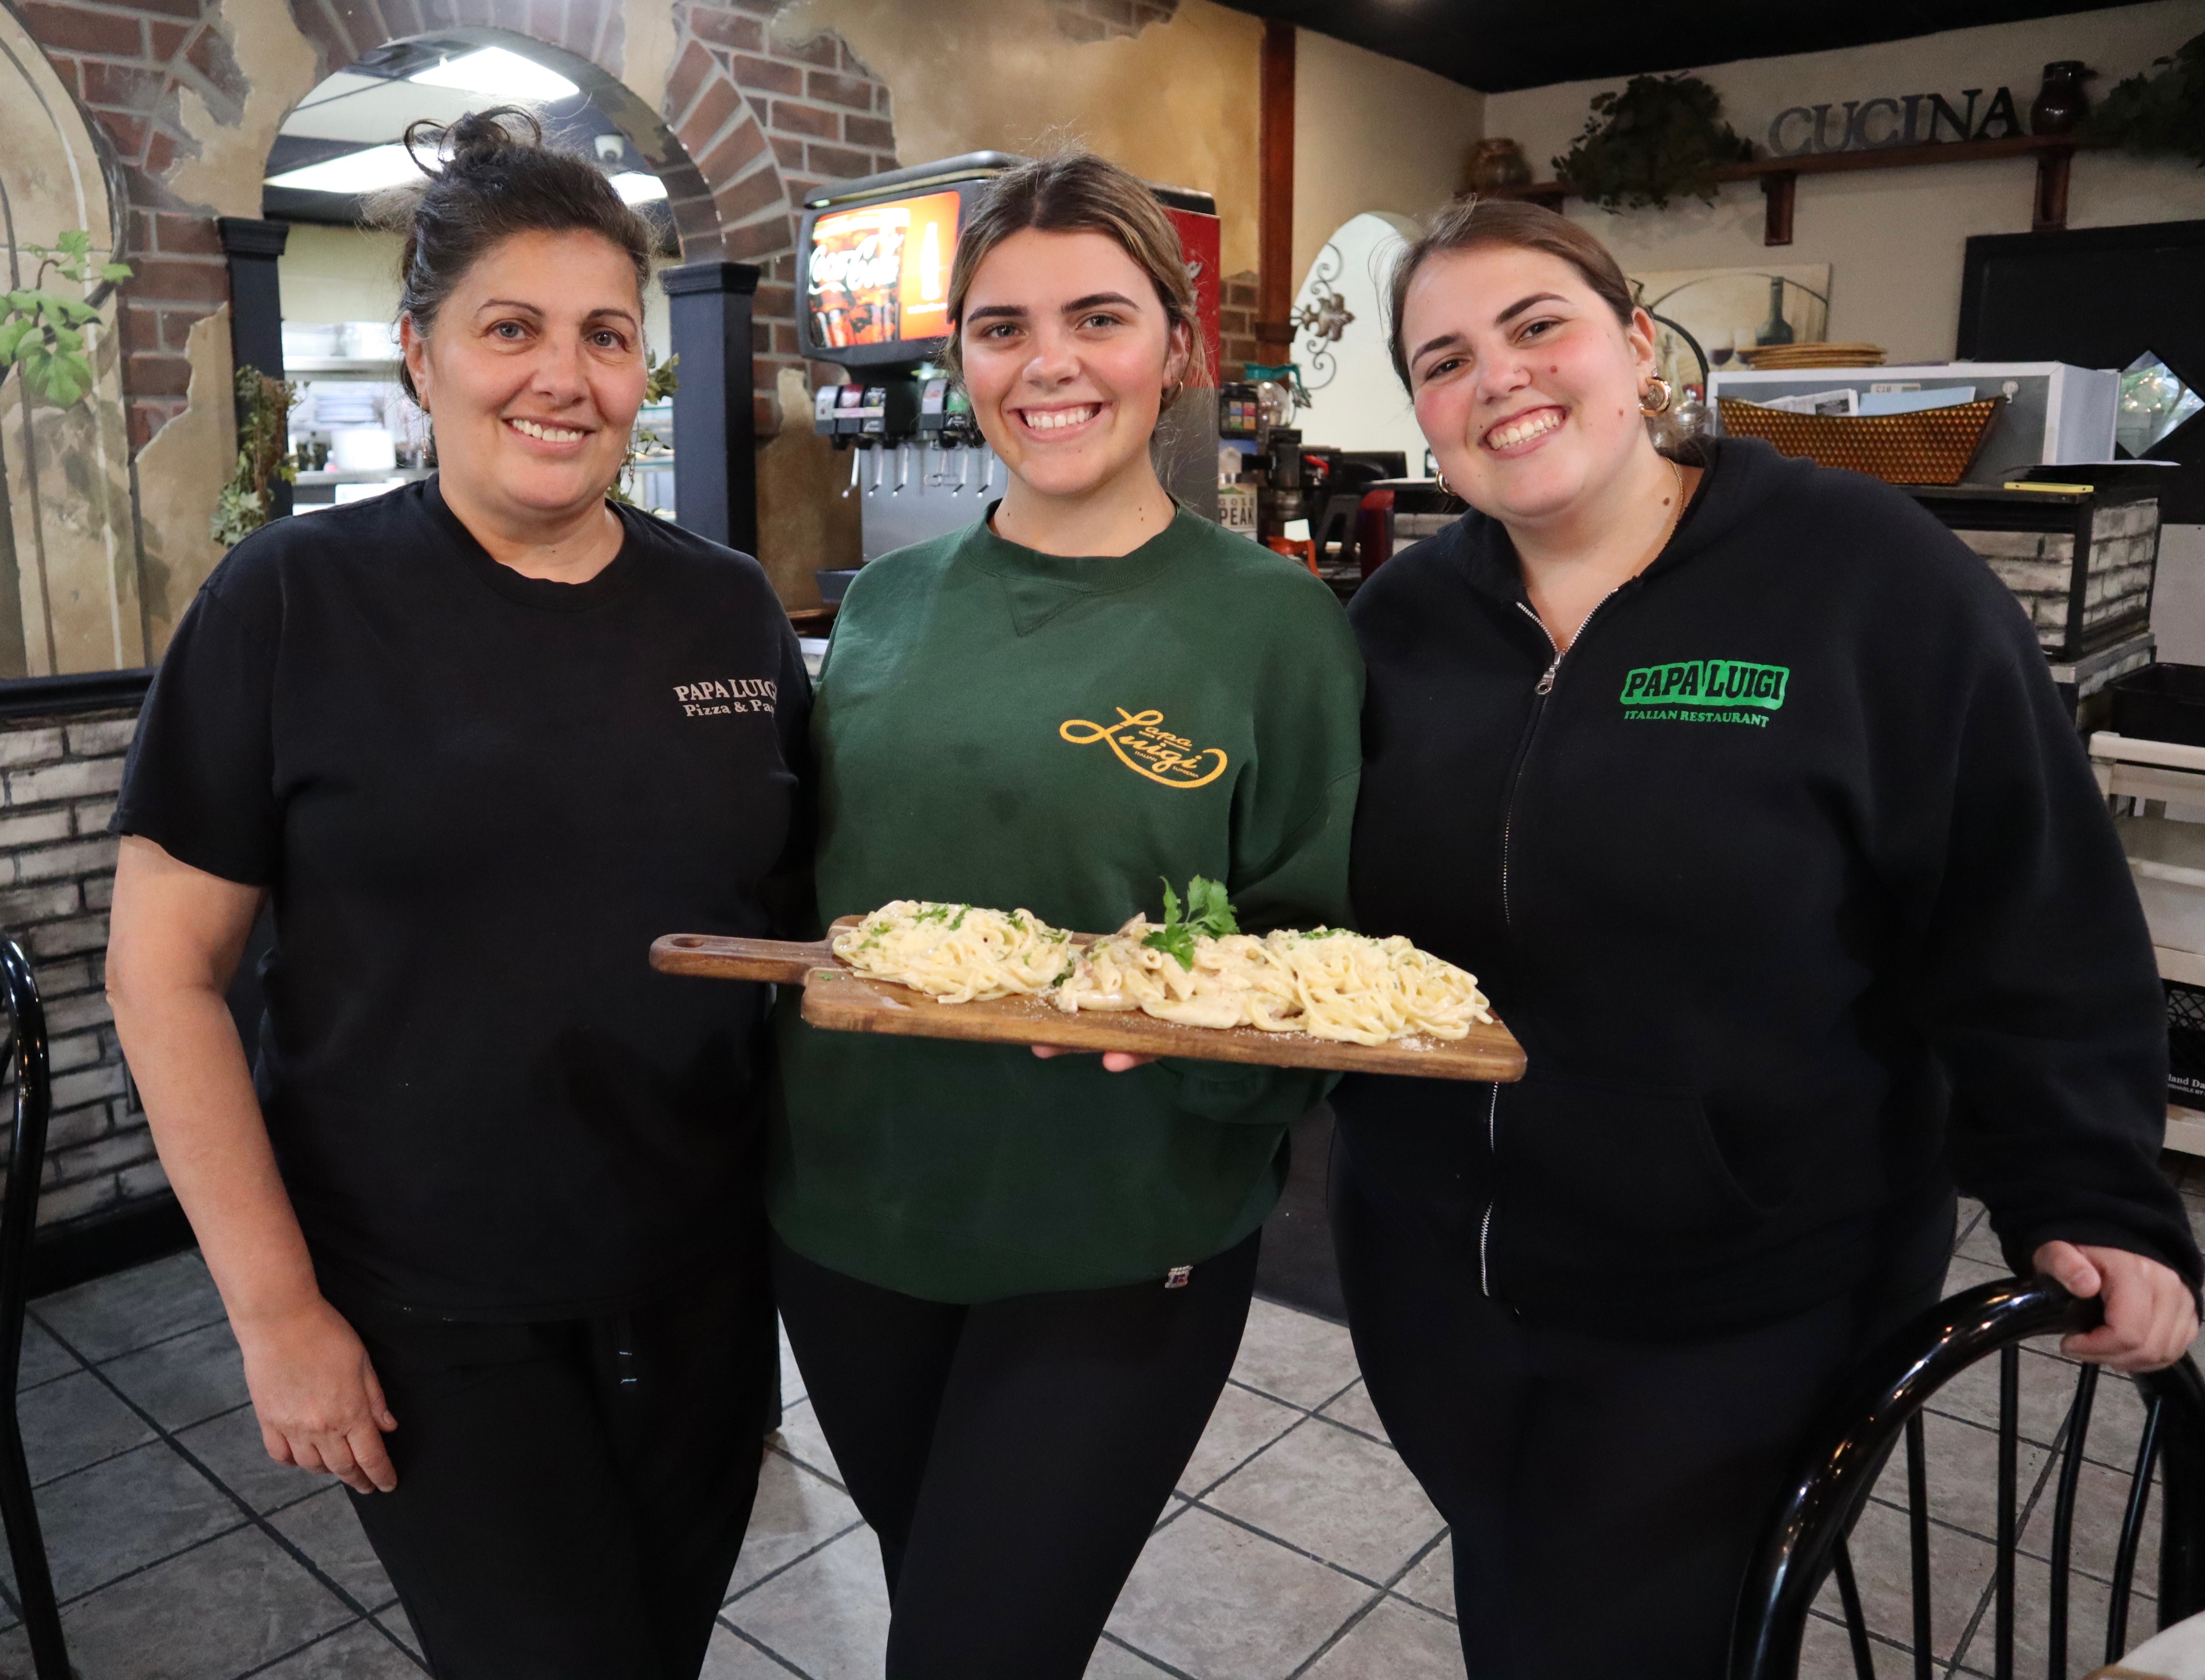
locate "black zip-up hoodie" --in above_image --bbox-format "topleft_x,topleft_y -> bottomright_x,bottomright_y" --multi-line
1336,436 -> 2201,1339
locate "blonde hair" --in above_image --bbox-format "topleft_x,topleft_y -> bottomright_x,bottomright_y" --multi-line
942,151 -> 1206,406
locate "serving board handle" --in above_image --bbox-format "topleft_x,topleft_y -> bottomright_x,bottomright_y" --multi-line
650,932 -> 835,985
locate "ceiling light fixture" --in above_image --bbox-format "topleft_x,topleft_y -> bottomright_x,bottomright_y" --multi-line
264,142 -> 431,195
409,46 -> 578,101
608,172 -> 668,205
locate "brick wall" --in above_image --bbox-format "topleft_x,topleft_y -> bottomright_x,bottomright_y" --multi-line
1219,270 -> 1259,381
0,710 -> 155,1228
16,0 -> 897,450
1050,0 -> 1178,43
1952,499 -> 2160,653
666,0 -> 897,428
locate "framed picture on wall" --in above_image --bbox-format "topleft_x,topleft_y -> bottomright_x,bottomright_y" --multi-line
1629,264 -> 1832,394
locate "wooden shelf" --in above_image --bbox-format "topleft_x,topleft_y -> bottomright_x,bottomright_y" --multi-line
1488,133 -> 2102,247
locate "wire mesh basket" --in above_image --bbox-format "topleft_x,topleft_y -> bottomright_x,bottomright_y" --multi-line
1716,396 -> 2005,485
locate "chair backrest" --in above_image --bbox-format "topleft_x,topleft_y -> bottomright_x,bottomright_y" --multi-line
0,935 -> 50,1396
0,932 -> 69,1677
1730,1276 -> 2205,1680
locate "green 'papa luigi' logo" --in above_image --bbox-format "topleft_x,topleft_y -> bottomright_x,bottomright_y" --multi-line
1619,659 -> 1788,727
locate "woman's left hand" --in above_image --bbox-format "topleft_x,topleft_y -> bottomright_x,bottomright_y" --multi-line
2033,1240 -> 2200,1372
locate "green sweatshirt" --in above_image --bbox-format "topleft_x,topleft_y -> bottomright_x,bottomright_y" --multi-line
769,505 -> 1364,1302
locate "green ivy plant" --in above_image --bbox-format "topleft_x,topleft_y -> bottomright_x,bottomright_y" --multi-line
2087,32 -> 2205,165
610,349 -> 680,509
1554,74 -> 1756,212
211,365 -> 299,547
0,230 -> 132,409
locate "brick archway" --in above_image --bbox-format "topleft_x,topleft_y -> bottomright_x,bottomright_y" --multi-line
13,0 -> 897,449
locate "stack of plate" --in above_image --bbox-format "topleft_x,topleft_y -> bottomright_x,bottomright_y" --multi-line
1737,342 -> 1886,369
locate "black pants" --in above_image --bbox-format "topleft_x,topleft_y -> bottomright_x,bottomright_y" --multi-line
333,1253 -> 777,1680
1330,1154 -> 1950,1679
771,1229 -> 1260,1680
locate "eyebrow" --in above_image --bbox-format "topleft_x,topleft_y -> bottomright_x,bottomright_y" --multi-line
476,299 -> 640,327
1495,291 -> 1566,326
1409,292 -> 1572,373
962,291 -> 1145,325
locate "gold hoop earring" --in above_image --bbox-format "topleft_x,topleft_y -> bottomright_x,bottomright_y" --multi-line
1436,471 -> 1452,497
1639,376 -> 1674,416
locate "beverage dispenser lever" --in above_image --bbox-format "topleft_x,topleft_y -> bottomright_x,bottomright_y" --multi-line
844,446 -> 861,497
894,442 -> 909,494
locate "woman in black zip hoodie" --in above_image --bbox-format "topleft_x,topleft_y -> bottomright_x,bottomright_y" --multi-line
1335,198 -> 2201,1677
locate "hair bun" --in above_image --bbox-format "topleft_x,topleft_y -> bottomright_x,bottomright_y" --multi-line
402,107 -> 544,178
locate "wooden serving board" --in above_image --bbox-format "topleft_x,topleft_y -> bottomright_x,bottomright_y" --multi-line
650,923 -> 1526,1083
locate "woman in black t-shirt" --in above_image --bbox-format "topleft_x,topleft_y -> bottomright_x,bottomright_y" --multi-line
105,110 -> 808,1679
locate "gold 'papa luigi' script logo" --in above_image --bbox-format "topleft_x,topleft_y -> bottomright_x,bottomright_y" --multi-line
1059,708 -> 1229,789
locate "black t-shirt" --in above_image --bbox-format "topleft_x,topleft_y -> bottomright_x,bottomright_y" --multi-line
115,480 -> 812,1318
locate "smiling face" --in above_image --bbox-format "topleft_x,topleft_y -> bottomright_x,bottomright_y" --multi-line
956,227 -> 1190,504
1401,244 -> 1659,530
403,227 -> 647,526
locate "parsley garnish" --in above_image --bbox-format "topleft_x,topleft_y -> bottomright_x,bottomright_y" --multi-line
1141,875 -> 1240,971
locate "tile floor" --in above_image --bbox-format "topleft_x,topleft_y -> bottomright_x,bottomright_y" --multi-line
1,1186 -> 2201,1680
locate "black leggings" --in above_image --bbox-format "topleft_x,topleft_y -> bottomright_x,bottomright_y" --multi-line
771,1229 -> 1259,1680
334,1252 -> 777,1680
1330,1154 -> 1950,1680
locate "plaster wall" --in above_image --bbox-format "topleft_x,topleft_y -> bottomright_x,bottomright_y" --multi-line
778,0 -> 1264,278
1482,0 -> 2205,365
1291,30 -> 1482,291
132,308 -> 234,653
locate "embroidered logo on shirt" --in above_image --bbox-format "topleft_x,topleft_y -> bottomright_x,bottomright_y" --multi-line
1059,708 -> 1229,788
673,677 -> 777,718
1619,660 -> 1788,727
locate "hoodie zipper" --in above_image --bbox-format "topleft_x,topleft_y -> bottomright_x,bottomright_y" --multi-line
1485,591 -> 1619,1299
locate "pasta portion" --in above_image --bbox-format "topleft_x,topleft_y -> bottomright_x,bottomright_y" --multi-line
1054,919 -> 1492,1045
830,883 -> 1493,1047
830,901 -> 1075,1003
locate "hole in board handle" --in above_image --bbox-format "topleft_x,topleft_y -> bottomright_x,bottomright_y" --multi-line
670,936 -> 705,948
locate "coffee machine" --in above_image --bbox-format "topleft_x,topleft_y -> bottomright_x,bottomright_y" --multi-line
798,152 -> 1222,567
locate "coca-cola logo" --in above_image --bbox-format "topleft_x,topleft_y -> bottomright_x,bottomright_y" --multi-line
810,233 -> 903,296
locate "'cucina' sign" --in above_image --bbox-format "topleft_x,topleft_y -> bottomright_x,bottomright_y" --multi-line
1766,87 -> 2027,157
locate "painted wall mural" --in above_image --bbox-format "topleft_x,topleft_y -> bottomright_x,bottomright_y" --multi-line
0,7 -> 147,678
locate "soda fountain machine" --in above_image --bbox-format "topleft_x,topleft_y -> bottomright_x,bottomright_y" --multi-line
798,152 -> 1222,571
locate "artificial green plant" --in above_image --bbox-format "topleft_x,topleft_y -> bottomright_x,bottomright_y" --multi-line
211,365 -> 298,547
1554,74 -> 1756,212
2087,32 -> 2205,165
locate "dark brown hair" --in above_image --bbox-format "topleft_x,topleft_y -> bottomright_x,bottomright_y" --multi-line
371,107 -> 655,402
943,151 -> 1206,404
1385,197 -> 1638,390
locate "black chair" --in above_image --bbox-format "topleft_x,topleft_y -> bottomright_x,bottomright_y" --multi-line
0,936 -> 68,1676
1732,1276 -> 2205,1680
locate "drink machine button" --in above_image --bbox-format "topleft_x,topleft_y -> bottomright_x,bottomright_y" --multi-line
835,384 -> 873,438
814,385 -> 842,437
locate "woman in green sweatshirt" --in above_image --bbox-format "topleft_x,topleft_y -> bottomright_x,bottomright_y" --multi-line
770,153 -> 1362,1678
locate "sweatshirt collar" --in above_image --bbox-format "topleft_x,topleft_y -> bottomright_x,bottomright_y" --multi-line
958,499 -> 1191,593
